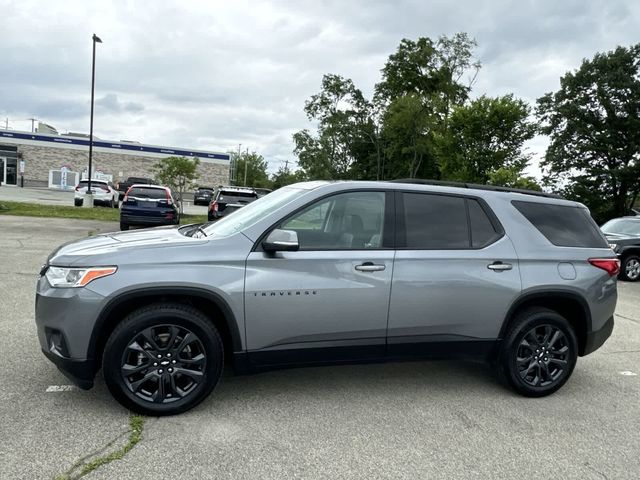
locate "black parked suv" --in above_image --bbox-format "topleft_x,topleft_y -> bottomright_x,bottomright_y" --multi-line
207,186 -> 258,221
601,216 -> 640,281
193,187 -> 215,206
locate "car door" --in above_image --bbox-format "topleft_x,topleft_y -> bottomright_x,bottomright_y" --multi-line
244,190 -> 394,366
387,191 -> 522,358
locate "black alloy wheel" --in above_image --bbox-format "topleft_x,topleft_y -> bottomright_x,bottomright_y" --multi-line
103,303 -> 223,415
500,307 -> 578,397
515,325 -> 570,387
121,325 -> 207,404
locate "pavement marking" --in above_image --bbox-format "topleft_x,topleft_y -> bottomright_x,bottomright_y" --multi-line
46,384 -> 79,392
618,371 -> 638,376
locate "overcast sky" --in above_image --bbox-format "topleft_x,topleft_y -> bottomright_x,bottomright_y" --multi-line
1,0 -> 639,175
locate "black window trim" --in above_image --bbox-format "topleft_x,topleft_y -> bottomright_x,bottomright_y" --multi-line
394,190 -> 505,251
252,188 -> 396,253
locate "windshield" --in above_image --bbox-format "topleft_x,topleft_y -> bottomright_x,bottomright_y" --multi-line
601,218 -> 640,236
203,186 -> 302,237
128,187 -> 167,200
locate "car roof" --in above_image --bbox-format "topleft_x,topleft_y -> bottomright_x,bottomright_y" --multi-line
129,184 -> 168,190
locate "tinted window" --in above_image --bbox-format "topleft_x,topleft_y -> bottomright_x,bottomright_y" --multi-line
128,187 -> 167,200
469,199 -> 499,247
217,190 -> 258,204
402,193 -> 469,249
512,201 -> 608,248
281,191 -> 385,250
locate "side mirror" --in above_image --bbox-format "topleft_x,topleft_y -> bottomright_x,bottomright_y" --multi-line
263,229 -> 299,252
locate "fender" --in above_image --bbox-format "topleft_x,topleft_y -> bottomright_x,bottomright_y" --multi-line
88,286 -> 243,360
497,288 -> 592,341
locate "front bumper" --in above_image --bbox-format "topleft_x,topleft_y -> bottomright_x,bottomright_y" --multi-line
36,276 -> 106,389
582,315 -> 614,356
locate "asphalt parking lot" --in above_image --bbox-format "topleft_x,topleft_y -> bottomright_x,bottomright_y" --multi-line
1,215 -> 639,480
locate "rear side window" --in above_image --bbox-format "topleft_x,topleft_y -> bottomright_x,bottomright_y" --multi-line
402,193 -> 469,248
468,199 -> 500,248
128,187 -> 167,200
512,201 -> 608,248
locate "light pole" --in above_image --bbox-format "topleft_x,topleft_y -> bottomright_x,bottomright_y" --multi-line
85,33 -> 102,208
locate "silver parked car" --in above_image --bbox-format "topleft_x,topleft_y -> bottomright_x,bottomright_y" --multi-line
36,180 -> 618,415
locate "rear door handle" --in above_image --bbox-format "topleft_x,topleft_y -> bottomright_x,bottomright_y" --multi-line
487,261 -> 512,271
355,262 -> 386,272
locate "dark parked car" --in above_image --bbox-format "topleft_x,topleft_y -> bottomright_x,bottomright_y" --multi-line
116,176 -> 155,200
193,187 -> 215,206
208,186 -> 258,221
601,216 -> 640,281
120,185 -> 179,231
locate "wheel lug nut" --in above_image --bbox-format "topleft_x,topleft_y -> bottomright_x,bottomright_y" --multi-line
158,369 -> 163,374
167,353 -> 172,358
172,360 -> 176,364
157,354 -> 162,359
153,362 -> 158,367
168,368 -> 173,373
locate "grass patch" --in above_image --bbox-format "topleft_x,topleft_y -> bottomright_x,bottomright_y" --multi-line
0,201 -> 207,225
54,415 -> 145,480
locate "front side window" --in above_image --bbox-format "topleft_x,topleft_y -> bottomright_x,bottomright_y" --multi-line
280,191 -> 386,250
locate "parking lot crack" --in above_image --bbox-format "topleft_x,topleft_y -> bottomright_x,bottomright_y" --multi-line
53,415 -> 145,480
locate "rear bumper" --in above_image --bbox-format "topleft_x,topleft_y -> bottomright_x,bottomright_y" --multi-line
41,349 -> 95,390
120,214 -> 178,226
582,315 -> 614,356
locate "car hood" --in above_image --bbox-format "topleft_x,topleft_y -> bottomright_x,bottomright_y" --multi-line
47,225 -> 208,266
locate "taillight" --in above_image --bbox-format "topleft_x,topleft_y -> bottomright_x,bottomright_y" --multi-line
165,189 -> 171,204
123,187 -> 132,202
210,201 -> 218,212
588,258 -> 620,276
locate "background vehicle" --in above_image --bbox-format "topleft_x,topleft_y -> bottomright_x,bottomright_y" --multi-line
115,176 -> 155,200
119,184 -> 179,230
36,180 -> 617,415
254,188 -> 273,198
73,179 -> 119,208
601,216 -> 640,281
208,186 -> 258,221
193,187 -> 215,206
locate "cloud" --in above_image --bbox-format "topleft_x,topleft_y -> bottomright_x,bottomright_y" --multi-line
1,0 -> 639,174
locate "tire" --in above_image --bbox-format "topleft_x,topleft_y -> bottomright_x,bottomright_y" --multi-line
112,197 -> 119,209
499,307 -> 578,397
74,198 -> 83,207
109,199 -> 115,208
120,222 -> 130,231
102,303 -> 224,416
620,254 -> 640,282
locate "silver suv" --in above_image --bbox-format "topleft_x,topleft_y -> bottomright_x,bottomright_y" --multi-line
36,180 -> 618,415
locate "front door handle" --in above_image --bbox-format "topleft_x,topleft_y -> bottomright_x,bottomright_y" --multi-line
487,261 -> 512,271
355,262 -> 386,272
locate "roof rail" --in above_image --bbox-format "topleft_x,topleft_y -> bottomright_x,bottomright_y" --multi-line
389,178 -> 562,199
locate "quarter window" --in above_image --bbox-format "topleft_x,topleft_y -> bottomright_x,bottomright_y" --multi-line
468,199 -> 500,248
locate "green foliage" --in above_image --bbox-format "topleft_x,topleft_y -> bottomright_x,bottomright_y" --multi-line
231,150 -> 271,188
153,156 -> 200,213
270,165 -> 307,189
537,44 -> 640,221
438,95 -> 537,185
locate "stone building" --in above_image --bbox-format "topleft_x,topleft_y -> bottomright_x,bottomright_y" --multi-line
0,127 -> 230,189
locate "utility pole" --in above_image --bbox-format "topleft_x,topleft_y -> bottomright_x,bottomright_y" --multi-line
4,118 -> 8,130
28,117 -> 37,132
243,147 -> 249,186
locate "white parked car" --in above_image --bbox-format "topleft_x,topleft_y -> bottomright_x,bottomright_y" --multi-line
74,179 -> 119,208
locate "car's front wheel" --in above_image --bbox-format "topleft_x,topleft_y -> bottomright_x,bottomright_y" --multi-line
620,254 -> 640,282
103,303 -> 224,416
499,307 -> 578,397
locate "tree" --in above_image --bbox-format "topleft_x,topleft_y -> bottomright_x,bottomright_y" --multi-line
293,74 -> 379,180
438,94 -> 537,186
537,45 -> 640,222
270,165 -> 307,189
231,150 -> 271,188
153,156 -> 200,213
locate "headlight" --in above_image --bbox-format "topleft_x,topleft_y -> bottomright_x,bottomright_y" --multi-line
609,243 -> 617,251
45,266 -> 117,288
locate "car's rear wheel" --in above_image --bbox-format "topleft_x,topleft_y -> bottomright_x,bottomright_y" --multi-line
103,303 -> 223,416
620,254 -> 640,282
120,222 -> 129,231
499,307 -> 578,397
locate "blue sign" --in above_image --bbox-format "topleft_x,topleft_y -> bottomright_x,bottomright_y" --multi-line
0,131 -> 230,161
